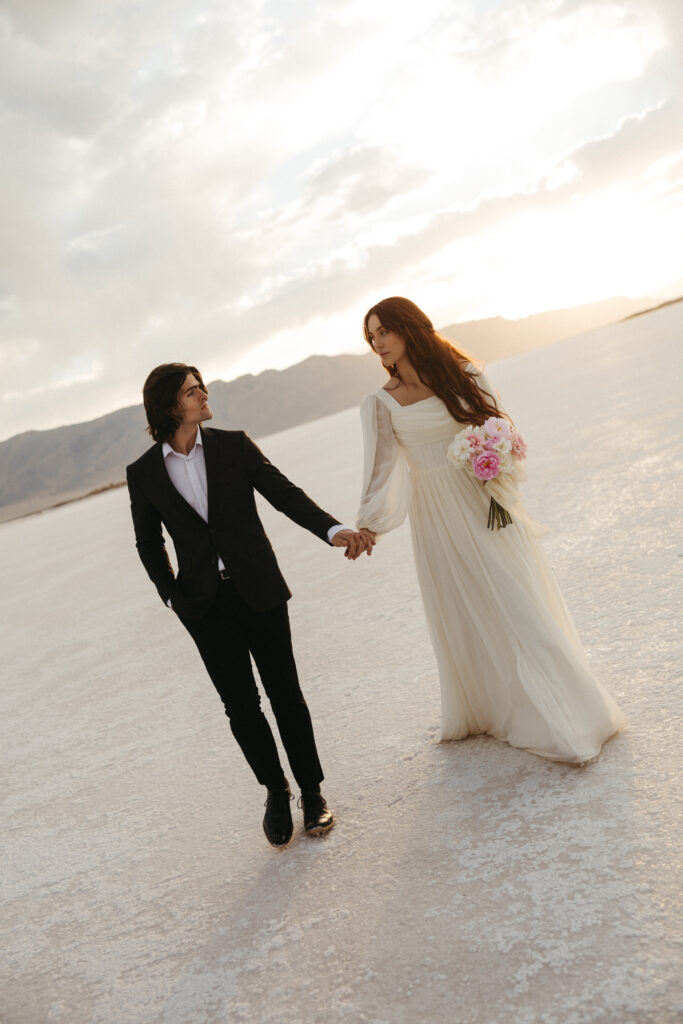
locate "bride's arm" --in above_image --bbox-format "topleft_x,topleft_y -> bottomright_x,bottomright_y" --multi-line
355,394 -> 410,536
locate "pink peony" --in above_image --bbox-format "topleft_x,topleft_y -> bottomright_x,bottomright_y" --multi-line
472,451 -> 501,480
484,416 -> 512,438
467,433 -> 483,452
511,433 -> 527,460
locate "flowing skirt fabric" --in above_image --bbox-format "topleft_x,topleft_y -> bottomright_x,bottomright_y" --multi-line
409,461 -> 624,761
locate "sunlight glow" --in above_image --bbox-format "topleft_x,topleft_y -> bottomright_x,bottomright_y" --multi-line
358,4 -> 665,173
423,183 -> 683,321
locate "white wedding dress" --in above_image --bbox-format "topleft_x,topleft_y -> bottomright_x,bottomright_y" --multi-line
356,374 -> 625,763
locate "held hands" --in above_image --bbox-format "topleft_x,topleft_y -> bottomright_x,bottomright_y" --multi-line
357,528 -> 376,554
331,528 -> 376,560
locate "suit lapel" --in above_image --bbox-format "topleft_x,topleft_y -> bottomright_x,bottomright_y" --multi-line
200,427 -> 220,526
147,443 -> 207,527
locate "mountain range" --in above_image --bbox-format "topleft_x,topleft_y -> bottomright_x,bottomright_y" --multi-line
0,294 -> 659,522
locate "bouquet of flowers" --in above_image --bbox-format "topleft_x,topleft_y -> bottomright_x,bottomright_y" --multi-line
447,417 -> 527,530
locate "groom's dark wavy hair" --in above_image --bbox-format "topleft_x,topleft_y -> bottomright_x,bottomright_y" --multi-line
143,362 -> 207,443
363,297 -> 503,426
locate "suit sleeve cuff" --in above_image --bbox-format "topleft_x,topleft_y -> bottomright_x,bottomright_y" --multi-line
327,524 -> 351,542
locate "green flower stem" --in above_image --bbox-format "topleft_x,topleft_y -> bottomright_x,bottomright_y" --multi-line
487,496 -> 513,531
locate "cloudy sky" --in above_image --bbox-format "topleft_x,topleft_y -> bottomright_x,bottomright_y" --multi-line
1,0 -> 682,441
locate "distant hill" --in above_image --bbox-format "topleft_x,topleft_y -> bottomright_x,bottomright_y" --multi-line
0,294 -> 655,522
439,295 -> 652,362
620,295 -> 683,321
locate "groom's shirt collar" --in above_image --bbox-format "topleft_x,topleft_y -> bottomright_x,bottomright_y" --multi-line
162,426 -> 202,461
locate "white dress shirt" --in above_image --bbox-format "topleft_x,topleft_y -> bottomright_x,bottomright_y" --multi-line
162,427 -> 227,571
162,428 -> 347,604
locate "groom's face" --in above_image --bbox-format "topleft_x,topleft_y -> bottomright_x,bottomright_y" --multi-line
176,373 -> 213,426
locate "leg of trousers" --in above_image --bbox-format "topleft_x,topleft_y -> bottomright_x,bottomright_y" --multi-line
181,579 -> 324,791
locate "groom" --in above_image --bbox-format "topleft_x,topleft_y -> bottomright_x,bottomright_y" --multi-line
126,362 -> 369,848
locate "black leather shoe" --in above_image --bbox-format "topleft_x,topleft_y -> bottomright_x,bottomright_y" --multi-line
300,789 -> 335,836
263,782 -> 293,848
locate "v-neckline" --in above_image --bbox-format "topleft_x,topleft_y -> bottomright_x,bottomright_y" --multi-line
381,389 -> 439,409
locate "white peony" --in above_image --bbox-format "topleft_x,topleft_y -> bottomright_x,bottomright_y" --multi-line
447,430 -> 474,466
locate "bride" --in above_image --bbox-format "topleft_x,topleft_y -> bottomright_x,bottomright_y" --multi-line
355,296 -> 624,764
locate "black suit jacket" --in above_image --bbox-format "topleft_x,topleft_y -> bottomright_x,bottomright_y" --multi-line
126,427 -> 341,619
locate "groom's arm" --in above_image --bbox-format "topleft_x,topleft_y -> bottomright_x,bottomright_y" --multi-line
241,432 -> 343,544
126,466 -> 177,605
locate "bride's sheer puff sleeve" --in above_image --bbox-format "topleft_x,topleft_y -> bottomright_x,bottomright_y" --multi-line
355,393 -> 410,536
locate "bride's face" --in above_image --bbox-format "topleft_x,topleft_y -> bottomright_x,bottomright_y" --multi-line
367,313 -> 406,366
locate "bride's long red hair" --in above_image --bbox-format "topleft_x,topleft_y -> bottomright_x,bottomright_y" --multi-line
363,296 -> 502,426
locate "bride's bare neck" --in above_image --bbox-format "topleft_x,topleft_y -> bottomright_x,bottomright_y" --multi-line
394,357 -> 422,388
387,359 -> 437,402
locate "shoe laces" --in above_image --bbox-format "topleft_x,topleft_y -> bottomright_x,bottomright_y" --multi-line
298,791 -> 326,811
264,789 -> 293,808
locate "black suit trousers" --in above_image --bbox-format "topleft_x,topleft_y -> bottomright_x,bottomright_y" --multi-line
180,578 -> 324,791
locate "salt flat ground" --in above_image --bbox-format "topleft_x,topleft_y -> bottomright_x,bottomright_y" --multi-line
2,305 -> 682,1024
